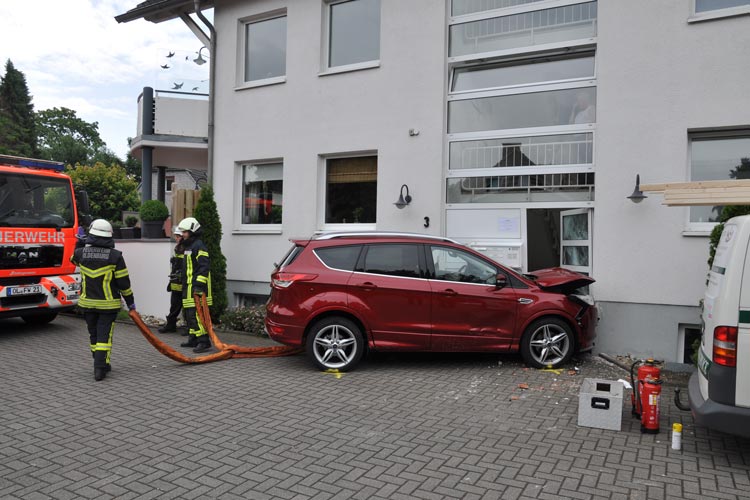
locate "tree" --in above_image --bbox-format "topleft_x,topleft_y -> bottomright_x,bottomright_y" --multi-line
193,184 -> 228,322
0,59 -> 36,157
66,162 -> 140,222
36,107 -> 105,167
124,150 -> 142,183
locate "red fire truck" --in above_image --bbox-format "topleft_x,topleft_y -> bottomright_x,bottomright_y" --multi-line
0,155 -> 91,324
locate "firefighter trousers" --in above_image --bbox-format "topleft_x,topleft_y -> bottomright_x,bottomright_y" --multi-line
84,311 -> 118,368
165,291 -> 183,327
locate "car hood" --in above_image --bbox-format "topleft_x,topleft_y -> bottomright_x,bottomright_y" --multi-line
523,267 -> 594,294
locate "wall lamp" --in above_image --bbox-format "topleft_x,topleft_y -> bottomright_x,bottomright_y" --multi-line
627,174 -> 647,203
394,184 -> 412,209
193,46 -> 208,66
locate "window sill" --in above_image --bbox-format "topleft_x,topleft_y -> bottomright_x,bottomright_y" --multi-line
688,6 -> 750,23
319,60 -> 380,77
235,76 -> 286,91
233,227 -> 283,235
681,230 -> 712,237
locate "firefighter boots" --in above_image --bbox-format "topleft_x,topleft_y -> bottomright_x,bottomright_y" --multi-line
193,340 -> 212,353
94,367 -> 107,381
158,322 -> 177,333
180,335 -> 198,348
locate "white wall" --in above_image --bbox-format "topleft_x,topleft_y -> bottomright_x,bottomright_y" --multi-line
594,0 -> 750,307
213,0 -> 447,285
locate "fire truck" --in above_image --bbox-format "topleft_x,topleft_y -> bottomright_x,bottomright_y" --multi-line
0,155 -> 91,324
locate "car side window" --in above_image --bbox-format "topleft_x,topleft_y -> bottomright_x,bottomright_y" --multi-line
430,246 -> 497,284
360,243 -> 421,278
314,245 -> 362,271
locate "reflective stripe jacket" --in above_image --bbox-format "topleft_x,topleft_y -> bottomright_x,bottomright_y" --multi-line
181,237 -> 212,308
168,248 -> 184,293
71,243 -> 135,311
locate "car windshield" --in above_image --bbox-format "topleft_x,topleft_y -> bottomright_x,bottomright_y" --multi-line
0,172 -> 74,228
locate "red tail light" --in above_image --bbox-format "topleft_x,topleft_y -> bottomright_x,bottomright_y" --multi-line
713,325 -> 738,367
271,272 -> 318,288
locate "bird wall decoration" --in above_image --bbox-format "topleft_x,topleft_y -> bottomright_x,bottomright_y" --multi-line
172,82 -> 183,89
161,64 -> 170,69
166,51 -> 175,58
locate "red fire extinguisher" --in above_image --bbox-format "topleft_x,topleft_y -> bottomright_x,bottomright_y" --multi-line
630,359 -> 662,430
639,375 -> 662,434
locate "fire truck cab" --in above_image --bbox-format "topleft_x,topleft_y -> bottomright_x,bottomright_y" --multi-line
0,155 -> 90,324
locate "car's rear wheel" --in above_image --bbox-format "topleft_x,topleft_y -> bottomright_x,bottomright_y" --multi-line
520,317 -> 573,368
306,316 -> 364,372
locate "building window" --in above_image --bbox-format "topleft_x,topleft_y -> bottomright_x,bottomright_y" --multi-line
452,52 -> 595,93
449,1 -> 597,59
689,132 -> 750,225
695,0 -> 750,13
243,13 -> 287,83
166,176 -> 175,193
450,133 -> 593,170
325,156 -> 377,224
241,162 -> 283,225
447,172 -> 595,203
452,0 -> 545,17
326,0 -> 381,69
449,86 -> 596,134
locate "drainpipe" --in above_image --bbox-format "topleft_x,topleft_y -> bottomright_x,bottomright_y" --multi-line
141,87 -> 154,202
194,0 -> 215,186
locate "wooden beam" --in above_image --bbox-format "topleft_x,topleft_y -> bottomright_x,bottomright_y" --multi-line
641,179 -> 750,193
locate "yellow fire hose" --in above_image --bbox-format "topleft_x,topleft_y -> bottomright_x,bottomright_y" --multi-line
127,294 -> 302,364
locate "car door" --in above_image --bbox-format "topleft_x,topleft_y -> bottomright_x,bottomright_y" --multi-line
346,243 -> 432,350
427,245 -> 518,351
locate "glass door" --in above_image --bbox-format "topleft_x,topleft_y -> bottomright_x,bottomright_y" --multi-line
560,208 -> 592,275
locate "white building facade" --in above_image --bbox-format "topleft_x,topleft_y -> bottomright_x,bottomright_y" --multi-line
121,0 -> 750,364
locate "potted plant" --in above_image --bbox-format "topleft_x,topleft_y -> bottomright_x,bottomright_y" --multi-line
139,199 -> 169,238
110,220 -> 123,239
121,215 -> 140,239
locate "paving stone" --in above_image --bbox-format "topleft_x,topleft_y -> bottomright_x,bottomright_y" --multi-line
2,315 -> 750,499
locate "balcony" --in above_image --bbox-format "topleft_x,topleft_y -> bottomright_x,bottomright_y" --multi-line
129,87 -> 208,171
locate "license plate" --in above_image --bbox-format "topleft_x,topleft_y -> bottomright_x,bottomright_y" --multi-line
698,347 -> 712,378
7,285 -> 43,296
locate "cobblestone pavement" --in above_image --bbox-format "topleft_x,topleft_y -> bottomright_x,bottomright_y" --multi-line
1,314 -> 749,500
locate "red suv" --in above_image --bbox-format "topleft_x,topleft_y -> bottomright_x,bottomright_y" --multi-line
266,232 -> 596,372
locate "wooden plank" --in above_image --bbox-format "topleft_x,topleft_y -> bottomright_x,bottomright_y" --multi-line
642,179 -> 750,193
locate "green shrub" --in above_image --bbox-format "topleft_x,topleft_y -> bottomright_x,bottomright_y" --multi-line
125,215 -> 138,227
220,305 -> 267,335
139,199 -> 169,221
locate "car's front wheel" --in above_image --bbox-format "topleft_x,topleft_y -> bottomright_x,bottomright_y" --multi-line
520,317 -> 574,368
306,316 -> 364,372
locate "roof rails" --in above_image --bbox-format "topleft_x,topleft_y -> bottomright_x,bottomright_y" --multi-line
0,154 -> 65,172
313,231 -> 460,244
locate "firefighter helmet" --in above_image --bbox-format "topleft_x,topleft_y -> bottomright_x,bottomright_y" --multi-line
89,219 -> 113,238
177,217 -> 200,233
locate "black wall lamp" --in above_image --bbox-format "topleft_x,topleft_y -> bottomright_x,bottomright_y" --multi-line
394,184 -> 412,209
627,174 -> 647,203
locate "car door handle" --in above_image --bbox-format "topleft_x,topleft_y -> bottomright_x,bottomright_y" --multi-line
355,281 -> 377,290
439,289 -> 458,296
518,298 -> 534,304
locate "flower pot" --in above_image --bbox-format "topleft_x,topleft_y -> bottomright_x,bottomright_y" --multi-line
141,220 -> 166,238
121,227 -> 140,239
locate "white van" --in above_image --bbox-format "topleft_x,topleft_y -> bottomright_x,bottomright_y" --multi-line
689,215 -> 750,437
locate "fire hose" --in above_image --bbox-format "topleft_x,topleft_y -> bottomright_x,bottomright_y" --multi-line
128,294 -> 302,364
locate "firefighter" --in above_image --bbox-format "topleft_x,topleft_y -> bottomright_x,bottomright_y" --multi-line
71,219 -> 136,381
158,227 -> 185,334
176,217 -> 213,353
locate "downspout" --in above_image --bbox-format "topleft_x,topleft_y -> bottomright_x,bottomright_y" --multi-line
194,0 -> 215,186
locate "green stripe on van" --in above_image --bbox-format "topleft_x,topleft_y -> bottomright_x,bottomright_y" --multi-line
740,310 -> 750,324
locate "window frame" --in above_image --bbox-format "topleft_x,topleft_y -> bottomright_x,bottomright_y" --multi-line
685,129 -> 750,235
318,151 -> 378,231
236,9 -> 288,90
320,0 -> 381,76
448,0 -> 598,64
234,158 -> 284,234
689,0 -> 750,23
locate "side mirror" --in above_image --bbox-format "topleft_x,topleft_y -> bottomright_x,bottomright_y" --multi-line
495,274 -> 507,289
